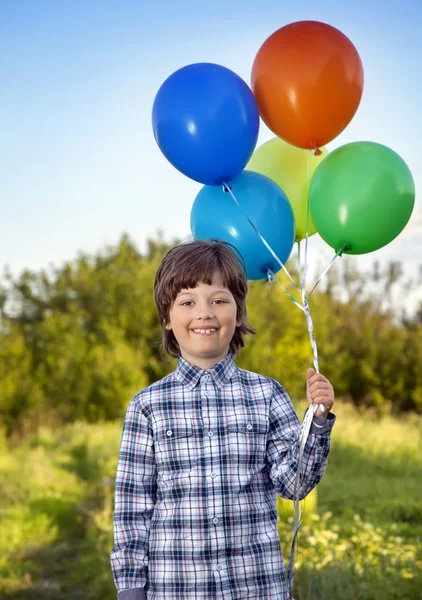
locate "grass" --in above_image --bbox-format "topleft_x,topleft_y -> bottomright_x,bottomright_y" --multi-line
0,403 -> 421,599
282,403 -> 422,599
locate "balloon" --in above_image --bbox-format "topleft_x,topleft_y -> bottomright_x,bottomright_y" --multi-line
152,63 -> 259,186
247,137 -> 329,242
190,171 -> 295,280
309,142 -> 415,255
251,21 -> 364,149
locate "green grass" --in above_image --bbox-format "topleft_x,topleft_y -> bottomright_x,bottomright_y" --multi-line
282,403 -> 422,599
0,404 -> 421,599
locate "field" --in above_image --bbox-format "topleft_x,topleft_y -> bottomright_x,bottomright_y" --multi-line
0,403 -> 421,599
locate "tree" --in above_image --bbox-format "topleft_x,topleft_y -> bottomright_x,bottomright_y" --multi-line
0,234 -> 421,438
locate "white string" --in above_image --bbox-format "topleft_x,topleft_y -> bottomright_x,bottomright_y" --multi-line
287,150 -> 325,600
287,402 -> 319,592
296,241 -> 301,287
308,240 -> 350,297
222,182 -> 300,291
300,150 -> 320,375
308,252 -> 340,297
221,175 -> 326,600
267,269 -> 305,312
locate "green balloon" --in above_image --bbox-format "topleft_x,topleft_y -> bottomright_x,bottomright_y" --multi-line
309,142 -> 415,255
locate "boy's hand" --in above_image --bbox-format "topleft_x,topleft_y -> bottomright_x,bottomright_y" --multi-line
306,368 -> 334,419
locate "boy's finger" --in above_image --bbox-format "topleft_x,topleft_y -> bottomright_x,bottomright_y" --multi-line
307,368 -> 315,380
309,382 -> 332,394
308,392 -> 333,403
308,375 -> 330,388
308,395 -> 333,405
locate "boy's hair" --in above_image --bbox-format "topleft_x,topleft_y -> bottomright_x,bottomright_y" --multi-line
154,239 -> 256,358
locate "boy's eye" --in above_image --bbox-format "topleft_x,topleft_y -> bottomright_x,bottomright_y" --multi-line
180,299 -> 228,306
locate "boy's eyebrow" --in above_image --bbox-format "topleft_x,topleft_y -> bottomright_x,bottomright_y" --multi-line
176,288 -> 232,297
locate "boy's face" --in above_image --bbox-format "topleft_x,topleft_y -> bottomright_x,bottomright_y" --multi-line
166,271 -> 240,370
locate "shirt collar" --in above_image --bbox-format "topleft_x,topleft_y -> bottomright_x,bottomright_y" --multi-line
174,352 -> 237,390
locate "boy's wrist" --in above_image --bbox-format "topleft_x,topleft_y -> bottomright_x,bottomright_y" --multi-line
310,412 -> 335,435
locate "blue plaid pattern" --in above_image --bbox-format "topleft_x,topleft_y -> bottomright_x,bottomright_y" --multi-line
111,353 -> 334,600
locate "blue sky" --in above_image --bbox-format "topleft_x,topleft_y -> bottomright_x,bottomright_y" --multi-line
1,0 -> 421,308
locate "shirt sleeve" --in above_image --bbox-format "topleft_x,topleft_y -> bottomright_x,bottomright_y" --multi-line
117,589 -> 146,600
265,379 -> 335,500
110,395 -> 157,594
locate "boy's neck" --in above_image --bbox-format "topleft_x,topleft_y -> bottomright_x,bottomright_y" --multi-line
180,352 -> 230,371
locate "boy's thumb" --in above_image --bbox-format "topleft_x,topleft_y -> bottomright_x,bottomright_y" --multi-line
307,368 -> 315,380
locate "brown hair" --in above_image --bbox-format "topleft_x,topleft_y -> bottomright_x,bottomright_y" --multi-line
154,239 -> 256,357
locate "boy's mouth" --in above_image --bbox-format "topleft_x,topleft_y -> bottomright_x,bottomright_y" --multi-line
191,328 -> 218,336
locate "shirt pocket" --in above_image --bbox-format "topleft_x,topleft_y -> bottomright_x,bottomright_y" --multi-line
154,417 -> 198,481
226,411 -> 268,476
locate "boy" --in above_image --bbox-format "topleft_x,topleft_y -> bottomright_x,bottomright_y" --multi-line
111,239 -> 335,600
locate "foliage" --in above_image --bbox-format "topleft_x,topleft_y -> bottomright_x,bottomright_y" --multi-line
0,404 -> 420,599
0,233 -> 422,438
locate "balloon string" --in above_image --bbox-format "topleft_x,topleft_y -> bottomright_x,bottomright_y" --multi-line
267,269 -> 304,312
287,150 -> 322,600
287,402 -> 319,594
297,241 -> 301,288
222,182 -> 299,291
301,151 -> 319,375
222,175 -> 320,374
308,245 -> 348,297
222,177 -> 324,600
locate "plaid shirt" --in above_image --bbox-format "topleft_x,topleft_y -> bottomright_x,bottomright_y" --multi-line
111,353 -> 335,600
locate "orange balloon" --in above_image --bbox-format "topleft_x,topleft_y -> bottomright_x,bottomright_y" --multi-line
251,21 -> 364,149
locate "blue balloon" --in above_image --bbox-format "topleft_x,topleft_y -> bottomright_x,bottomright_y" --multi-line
190,171 -> 295,280
152,63 -> 259,186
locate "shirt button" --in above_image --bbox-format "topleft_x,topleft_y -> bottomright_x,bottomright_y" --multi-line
213,517 -> 219,525
208,431 -> 214,437
211,471 -> 217,479
204,390 -> 210,396
217,564 -> 223,571
205,375 -> 210,381
247,423 -> 253,431
166,430 -> 173,437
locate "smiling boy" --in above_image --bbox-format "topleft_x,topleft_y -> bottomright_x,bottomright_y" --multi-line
165,273 -> 241,369
111,239 -> 335,600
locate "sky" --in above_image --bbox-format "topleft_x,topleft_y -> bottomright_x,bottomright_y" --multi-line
1,0 -> 421,310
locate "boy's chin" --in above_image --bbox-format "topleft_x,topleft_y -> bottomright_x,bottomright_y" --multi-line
182,346 -> 230,363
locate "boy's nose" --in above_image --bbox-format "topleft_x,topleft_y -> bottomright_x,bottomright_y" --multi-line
196,312 -> 214,320
195,305 -> 215,320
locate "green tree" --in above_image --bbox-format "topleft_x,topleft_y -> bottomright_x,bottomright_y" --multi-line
1,234 -> 421,438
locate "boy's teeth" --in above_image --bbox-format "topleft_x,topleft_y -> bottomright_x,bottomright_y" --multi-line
194,329 -> 215,333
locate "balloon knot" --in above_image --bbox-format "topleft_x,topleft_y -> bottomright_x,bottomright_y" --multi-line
311,143 -> 322,156
336,243 -> 351,257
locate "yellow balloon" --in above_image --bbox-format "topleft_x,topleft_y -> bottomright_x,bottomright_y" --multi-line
247,138 -> 329,242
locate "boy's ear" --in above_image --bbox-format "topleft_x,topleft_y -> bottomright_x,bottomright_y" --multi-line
165,321 -> 172,330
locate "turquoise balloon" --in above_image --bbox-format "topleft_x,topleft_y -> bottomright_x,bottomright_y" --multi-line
309,142 -> 415,255
190,171 -> 295,280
